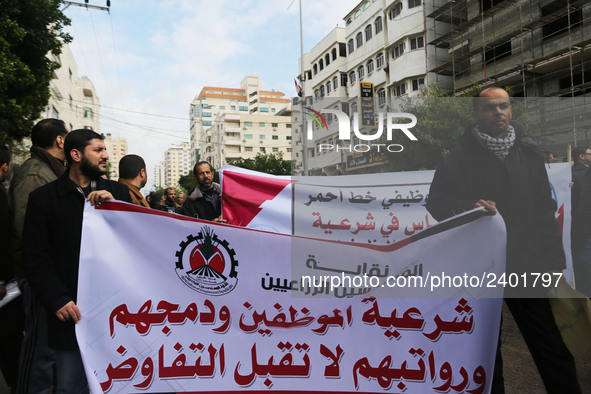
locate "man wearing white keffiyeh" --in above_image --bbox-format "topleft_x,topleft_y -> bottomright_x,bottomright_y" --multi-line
427,87 -> 581,393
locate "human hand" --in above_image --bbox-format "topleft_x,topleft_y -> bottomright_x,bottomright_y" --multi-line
87,190 -> 114,206
474,199 -> 497,214
56,301 -> 82,323
213,218 -> 227,223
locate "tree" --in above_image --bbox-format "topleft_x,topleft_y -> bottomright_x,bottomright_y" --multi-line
0,0 -> 71,145
381,84 -> 483,172
178,173 -> 198,195
231,153 -> 293,175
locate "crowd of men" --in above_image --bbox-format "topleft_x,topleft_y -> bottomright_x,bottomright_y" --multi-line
0,87 -> 588,392
0,122 -> 223,393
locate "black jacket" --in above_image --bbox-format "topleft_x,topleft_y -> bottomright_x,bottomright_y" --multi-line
23,171 -> 130,349
180,183 -> 221,221
426,121 -> 565,274
571,161 -> 588,249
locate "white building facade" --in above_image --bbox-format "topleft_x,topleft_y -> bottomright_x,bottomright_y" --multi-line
163,142 -> 191,189
189,75 -> 291,167
294,0 -> 450,175
103,133 -> 127,180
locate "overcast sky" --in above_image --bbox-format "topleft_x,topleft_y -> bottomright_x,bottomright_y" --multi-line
63,0 -> 358,190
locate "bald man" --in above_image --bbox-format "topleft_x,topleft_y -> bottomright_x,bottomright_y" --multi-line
427,87 -> 581,393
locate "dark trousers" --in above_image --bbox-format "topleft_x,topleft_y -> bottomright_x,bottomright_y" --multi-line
0,296 -> 24,391
16,280 -> 55,394
492,298 -> 581,394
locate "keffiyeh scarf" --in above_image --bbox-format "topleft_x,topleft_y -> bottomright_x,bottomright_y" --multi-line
475,125 -> 516,159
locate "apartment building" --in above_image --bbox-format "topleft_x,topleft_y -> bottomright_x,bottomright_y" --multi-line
189,75 -> 291,166
45,44 -> 101,133
103,133 -> 127,180
163,142 -> 191,189
154,161 -> 166,189
294,0 -> 442,175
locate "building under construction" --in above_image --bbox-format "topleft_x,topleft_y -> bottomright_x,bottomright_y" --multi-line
426,0 -> 591,156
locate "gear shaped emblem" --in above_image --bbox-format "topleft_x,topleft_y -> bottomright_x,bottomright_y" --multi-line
175,226 -> 238,295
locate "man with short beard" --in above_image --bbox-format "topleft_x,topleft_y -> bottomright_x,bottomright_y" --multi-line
22,129 -> 130,392
156,187 -> 181,213
180,161 -> 225,222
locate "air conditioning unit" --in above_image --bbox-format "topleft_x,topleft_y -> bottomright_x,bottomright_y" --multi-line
259,140 -> 264,143
273,127 -> 277,131
242,139 -> 246,142
243,127 -> 247,130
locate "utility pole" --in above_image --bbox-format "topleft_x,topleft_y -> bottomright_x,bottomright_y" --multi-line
299,0 -> 308,176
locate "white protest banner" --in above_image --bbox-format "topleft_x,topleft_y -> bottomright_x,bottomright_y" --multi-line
77,202 -> 505,393
221,163 -> 572,282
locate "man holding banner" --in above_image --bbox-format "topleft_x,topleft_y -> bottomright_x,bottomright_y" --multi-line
427,87 -> 581,393
22,129 -> 131,393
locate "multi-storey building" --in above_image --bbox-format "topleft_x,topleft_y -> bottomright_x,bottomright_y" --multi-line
163,142 -> 191,189
294,0 -> 591,174
189,75 -> 291,166
45,43 -> 101,133
294,0 -> 441,175
103,133 -> 127,180
426,0 -> 591,155
154,161 -> 166,189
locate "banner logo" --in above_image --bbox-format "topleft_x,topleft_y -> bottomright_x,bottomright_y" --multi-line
175,227 -> 238,295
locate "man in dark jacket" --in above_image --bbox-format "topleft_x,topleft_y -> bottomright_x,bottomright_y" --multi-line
23,129 -> 130,392
156,187 -> 182,213
0,145 -> 24,392
9,118 -> 68,394
427,87 -> 580,393
180,161 -> 225,222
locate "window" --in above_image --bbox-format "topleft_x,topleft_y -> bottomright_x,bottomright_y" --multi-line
388,2 -> 402,19
260,147 -> 266,152
358,65 -> 365,80
326,81 -> 331,95
377,89 -> 386,106
271,109 -> 276,113
348,39 -> 354,54
286,123 -> 292,128
220,106 -> 225,109
286,135 -> 292,140
202,112 -> 212,117
367,60 -> 374,75
313,64 -> 318,75
394,82 -> 406,96
239,106 -> 248,111
245,147 -> 253,152
410,36 -> 424,50
231,106 -> 236,110
356,32 -> 363,48
375,17 -> 383,34
333,76 -> 338,90
408,0 -> 421,8
260,107 -> 269,112
325,54 -> 330,66
315,90 -> 320,101
320,85 -> 325,97
376,53 -> 385,69
287,148 -> 293,152
194,106 -> 200,117
244,134 -> 253,139
203,121 -> 212,126
349,71 -> 356,85
259,135 -> 266,139
365,25 -> 372,41
351,102 -> 358,114
319,59 -> 324,71
272,147 -> 279,153
272,135 -> 279,140
83,107 -> 92,118
392,42 -> 405,58
202,104 -> 211,109
341,72 -> 348,87
272,123 -> 278,127
244,121 -> 253,127
412,78 -> 425,91
259,122 -> 265,127
332,48 -> 337,60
